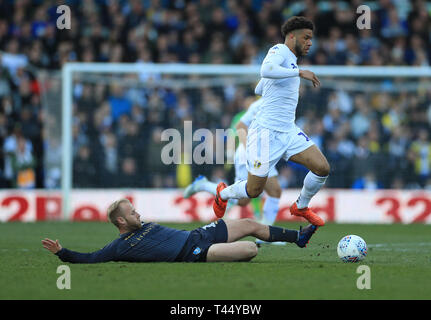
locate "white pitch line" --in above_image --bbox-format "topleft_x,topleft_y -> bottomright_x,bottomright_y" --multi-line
367,242 -> 431,252
368,242 -> 431,247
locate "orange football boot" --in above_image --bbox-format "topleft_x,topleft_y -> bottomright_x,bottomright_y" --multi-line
290,202 -> 325,226
213,182 -> 228,218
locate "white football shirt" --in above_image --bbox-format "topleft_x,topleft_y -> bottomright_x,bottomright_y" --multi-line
255,43 -> 300,132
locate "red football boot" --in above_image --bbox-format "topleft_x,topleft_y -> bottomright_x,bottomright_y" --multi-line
213,182 -> 228,218
290,202 -> 325,226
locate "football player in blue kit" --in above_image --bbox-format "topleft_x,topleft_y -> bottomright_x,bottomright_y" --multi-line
42,198 -> 317,263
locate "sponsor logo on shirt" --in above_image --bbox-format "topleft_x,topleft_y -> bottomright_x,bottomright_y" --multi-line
202,222 -> 216,230
269,46 -> 279,54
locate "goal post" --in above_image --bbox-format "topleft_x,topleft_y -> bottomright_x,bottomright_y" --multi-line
60,63 -> 431,219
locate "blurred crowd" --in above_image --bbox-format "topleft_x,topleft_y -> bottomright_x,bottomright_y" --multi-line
0,0 -> 431,190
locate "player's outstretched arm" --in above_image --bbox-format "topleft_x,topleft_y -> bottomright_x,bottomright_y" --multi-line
41,238 -> 116,263
299,69 -> 320,87
260,53 -> 299,79
42,238 -> 62,253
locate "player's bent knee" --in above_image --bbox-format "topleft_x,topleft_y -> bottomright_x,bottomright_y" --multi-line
249,242 -> 258,258
242,217 -> 257,227
246,184 -> 264,198
241,242 -> 258,261
314,161 -> 330,177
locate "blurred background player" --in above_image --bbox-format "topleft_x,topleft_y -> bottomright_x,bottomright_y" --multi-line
213,16 -> 330,227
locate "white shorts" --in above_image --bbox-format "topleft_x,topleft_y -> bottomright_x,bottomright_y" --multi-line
246,121 -> 315,177
234,143 -> 278,181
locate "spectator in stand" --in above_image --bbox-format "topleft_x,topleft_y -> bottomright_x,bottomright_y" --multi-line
109,84 -> 132,122
352,171 -> 383,190
409,129 -> 431,187
147,127 -> 175,188
98,132 -> 119,187
10,135 -> 36,189
350,95 -> 375,139
3,125 -> 32,186
116,157 -> 143,188
118,120 -> 145,162
73,145 -> 98,188
43,136 -> 61,189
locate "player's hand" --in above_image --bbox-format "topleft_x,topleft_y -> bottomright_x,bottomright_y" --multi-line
42,238 -> 62,254
299,70 -> 320,87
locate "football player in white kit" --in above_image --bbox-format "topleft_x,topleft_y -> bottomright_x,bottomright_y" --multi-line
213,16 -> 330,227
183,96 -> 283,229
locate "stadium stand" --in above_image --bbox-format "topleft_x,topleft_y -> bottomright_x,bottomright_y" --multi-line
0,0 -> 430,190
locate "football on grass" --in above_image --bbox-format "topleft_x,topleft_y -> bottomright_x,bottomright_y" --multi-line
337,235 -> 368,263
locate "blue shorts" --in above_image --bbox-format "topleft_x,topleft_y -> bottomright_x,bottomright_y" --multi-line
175,219 -> 228,262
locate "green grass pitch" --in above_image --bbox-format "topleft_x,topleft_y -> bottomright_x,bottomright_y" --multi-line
1,221 -> 430,300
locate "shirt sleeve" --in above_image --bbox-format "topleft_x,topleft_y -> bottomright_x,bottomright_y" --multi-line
55,244 -> 116,264
260,48 -> 299,79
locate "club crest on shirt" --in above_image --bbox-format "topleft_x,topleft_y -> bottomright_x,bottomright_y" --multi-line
253,160 -> 262,169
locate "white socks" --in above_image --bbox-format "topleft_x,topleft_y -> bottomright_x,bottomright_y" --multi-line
262,196 -> 280,225
296,171 -> 328,209
220,180 -> 249,200
200,179 -> 248,203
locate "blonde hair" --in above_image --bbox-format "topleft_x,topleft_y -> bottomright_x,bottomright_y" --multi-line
107,198 -> 131,227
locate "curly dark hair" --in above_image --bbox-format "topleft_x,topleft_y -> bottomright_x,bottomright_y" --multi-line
281,16 -> 314,38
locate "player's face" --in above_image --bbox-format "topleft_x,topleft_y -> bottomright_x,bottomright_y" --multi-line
294,29 -> 313,57
121,202 -> 142,230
